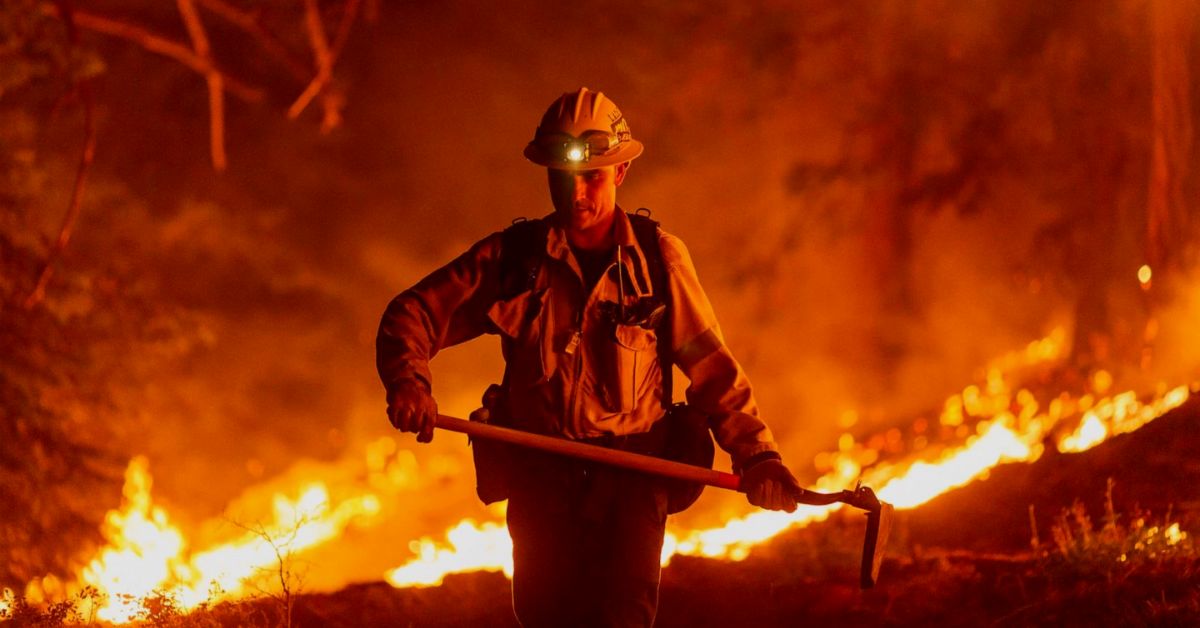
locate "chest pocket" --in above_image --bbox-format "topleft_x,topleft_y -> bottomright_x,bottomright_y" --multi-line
604,323 -> 658,413
488,288 -> 549,387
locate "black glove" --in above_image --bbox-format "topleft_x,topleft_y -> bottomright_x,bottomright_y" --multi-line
741,458 -> 802,513
386,378 -> 438,443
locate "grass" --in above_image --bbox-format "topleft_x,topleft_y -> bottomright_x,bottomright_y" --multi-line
0,587 -> 278,627
1003,478 -> 1200,626
4,481 -> 1198,627
1034,478 -> 1197,582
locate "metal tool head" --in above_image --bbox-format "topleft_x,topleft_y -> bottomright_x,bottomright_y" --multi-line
791,483 -> 893,588
860,498 -> 893,588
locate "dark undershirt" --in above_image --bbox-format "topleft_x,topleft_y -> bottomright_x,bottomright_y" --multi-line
571,245 -> 615,291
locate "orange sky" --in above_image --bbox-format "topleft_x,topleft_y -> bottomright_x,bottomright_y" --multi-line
18,0 -> 1197,590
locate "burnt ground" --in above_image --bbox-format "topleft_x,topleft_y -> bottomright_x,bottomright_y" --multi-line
281,399 -> 1200,627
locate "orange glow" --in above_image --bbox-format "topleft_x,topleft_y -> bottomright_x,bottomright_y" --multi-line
1059,411 -> 1107,452
1058,386 -> 1191,452
380,328 -> 1194,584
1138,264 -> 1153,285
1165,523 -> 1188,546
873,420 -> 1034,508
43,452 -> 387,623
384,519 -> 514,587
24,329 -> 1197,619
76,457 -> 187,622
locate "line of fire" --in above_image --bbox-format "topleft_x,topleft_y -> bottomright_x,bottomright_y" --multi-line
2,1 -> 1199,626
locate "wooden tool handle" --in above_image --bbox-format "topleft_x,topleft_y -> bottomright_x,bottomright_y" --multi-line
434,415 -> 742,491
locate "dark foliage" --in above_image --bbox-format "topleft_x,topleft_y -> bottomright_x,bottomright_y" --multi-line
0,2 -> 195,586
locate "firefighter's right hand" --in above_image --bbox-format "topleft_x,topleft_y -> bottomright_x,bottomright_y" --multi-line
741,458 -> 801,513
386,379 -> 438,443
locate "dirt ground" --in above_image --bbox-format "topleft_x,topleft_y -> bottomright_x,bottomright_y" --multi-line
281,399 -> 1200,627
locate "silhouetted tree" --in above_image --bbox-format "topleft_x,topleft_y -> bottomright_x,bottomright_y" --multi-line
0,0 -> 370,587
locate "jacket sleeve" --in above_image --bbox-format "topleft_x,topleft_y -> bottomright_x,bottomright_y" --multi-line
658,232 -> 781,471
376,233 -> 504,395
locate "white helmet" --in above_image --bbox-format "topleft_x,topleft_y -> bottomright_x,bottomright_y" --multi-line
523,87 -> 644,169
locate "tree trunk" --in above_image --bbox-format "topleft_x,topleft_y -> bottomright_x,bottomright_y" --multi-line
1146,0 -> 1195,271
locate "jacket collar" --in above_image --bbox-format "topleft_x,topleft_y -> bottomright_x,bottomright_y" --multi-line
543,207 -> 653,297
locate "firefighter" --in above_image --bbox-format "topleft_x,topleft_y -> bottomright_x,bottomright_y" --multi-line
377,88 -> 802,627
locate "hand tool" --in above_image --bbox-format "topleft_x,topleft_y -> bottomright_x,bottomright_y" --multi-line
434,414 -> 893,587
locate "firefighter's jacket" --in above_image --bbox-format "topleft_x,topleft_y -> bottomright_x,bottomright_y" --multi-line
376,210 -> 779,469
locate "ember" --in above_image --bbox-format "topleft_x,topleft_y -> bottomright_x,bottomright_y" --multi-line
380,329 -> 1194,586
4,2 -> 1200,624
11,323 -> 1195,622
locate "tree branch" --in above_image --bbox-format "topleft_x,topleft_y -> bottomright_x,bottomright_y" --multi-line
329,0 -> 363,62
1147,0 -> 1195,270
24,1 -> 97,311
288,0 -> 334,121
225,514 -> 308,628
289,0 -> 360,131
321,0 -> 361,131
194,0 -> 311,81
41,3 -> 265,104
197,0 -> 353,132
176,0 -> 227,171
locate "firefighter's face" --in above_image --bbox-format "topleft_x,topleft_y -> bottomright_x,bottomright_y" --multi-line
548,162 -> 629,235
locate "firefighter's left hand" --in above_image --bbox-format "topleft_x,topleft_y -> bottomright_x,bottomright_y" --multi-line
742,458 -> 801,512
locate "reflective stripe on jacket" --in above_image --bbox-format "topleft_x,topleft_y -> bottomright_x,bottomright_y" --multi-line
376,210 -> 778,468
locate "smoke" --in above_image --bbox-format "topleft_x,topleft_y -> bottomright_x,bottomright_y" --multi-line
29,0 -> 1195,590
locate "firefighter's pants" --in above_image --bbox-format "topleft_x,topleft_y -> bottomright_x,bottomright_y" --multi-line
506,452 -> 669,628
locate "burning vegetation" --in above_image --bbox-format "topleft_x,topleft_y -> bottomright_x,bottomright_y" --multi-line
3,0 -> 1200,625
2,329 -> 1198,625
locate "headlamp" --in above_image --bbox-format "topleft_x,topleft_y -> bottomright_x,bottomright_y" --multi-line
541,130 -> 620,165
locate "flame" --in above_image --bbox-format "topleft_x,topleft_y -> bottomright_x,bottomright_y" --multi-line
43,457 -> 384,623
1165,523 -> 1187,546
382,328 -> 1195,585
1058,386 -> 1191,453
20,426 -> 444,623
384,519 -> 514,587
873,420 -> 1033,508
21,327 -> 1197,619
1059,411 -> 1107,452
164,484 -> 382,609
1138,264 -> 1153,286
76,457 -> 187,622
